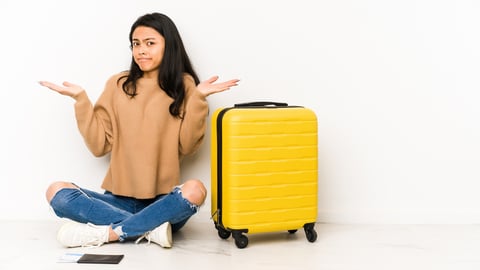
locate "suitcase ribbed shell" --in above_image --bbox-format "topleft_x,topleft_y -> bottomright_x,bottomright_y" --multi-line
211,106 -> 318,234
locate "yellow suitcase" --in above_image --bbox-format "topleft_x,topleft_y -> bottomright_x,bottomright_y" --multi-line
211,102 -> 318,248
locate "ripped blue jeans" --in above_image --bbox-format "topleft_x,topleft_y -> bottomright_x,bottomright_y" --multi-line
49,186 -> 199,241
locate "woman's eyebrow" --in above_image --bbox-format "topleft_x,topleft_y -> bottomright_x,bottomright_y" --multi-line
132,37 -> 157,42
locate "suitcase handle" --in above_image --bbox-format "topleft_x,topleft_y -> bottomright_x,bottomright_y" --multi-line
234,101 -> 288,107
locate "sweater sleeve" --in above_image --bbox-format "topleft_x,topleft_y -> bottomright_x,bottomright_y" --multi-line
73,78 -> 115,157
178,75 -> 209,156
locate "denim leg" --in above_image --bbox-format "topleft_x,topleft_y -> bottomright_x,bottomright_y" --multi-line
50,188 -> 133,225
171,217 -> 190,233
113,187 -> 199,241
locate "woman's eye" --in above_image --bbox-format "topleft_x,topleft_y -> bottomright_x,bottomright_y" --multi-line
147,41 -> 155,46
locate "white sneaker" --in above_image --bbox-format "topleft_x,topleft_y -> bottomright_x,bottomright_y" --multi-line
57,221 -> 109,248
135,222 -> 172,248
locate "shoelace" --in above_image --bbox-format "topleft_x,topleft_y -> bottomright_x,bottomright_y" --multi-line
80,223 -> 108,248
81,240 -> 105,248
135,232 -> 152,245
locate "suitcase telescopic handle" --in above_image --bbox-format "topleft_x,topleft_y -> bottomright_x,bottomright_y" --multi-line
234,101 -> 288,107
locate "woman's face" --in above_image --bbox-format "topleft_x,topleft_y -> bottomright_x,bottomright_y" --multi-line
131,26 -> 165,77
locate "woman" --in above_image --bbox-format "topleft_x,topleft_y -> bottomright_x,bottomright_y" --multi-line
39,12 -> 239,248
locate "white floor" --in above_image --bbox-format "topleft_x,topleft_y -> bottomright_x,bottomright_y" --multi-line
2,213 -> 480,270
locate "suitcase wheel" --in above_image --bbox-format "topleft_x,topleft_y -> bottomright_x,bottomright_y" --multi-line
215,223 -> 316,248
217,226 -> 231,239
304,223 -> 318,243
215,223 -> 249,248
232,231 -> 248,249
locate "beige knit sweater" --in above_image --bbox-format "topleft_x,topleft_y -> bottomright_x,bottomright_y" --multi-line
73,72 -> 208,198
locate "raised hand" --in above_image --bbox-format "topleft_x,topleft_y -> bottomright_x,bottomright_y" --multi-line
39,81 -> 85,98
197,76 -> 239,97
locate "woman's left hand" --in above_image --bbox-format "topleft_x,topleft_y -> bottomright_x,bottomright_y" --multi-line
197,76 -> 239,96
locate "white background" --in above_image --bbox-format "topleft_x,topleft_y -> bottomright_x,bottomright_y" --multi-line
1,0 -> 479,224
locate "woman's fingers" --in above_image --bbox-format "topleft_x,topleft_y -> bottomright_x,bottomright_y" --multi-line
39,80 -> 84,97
198,76 -> 239,96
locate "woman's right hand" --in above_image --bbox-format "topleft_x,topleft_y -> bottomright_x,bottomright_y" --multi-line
39,81 -> 85,98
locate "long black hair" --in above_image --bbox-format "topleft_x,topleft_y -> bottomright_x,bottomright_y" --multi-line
119,13 -> 200,117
